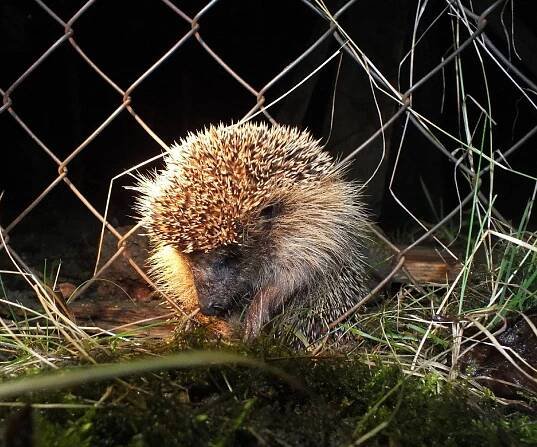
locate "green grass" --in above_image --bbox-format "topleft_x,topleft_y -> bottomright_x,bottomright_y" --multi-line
1,333 -> 536,447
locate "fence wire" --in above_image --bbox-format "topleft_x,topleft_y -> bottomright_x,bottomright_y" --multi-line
1,0 -> 536,315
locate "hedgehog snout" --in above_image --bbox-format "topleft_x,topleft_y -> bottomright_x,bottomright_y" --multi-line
190,264 -> 233,317
198,295 -> 227,317
187,247 -> 255,317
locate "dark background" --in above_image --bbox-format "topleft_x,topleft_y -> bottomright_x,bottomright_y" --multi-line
1,0 -> 536,278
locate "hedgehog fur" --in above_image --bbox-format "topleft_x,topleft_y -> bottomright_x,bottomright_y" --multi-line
135,122 -> 370,347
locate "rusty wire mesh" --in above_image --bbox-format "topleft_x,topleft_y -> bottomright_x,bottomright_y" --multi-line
0,0 -> 536,319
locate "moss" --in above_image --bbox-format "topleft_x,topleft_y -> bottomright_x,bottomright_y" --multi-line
34,409 -> 94,447
0,334 -> 535,446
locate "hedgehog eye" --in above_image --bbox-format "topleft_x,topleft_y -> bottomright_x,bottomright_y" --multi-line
213,250 -> 240,269
259,203 -> 281,220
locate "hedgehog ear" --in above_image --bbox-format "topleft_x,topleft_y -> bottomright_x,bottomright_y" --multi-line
259,202 -> 282,220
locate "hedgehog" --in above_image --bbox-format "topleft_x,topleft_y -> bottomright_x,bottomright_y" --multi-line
135,122 -> 370,347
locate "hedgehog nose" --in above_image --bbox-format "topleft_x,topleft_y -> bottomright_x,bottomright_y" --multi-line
199,302 -> 226,316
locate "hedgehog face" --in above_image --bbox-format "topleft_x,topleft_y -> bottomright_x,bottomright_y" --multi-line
185,203 -> 279,317
186,246 -> 250,316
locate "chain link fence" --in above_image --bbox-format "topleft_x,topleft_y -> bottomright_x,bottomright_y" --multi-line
1,0 -> 536,324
